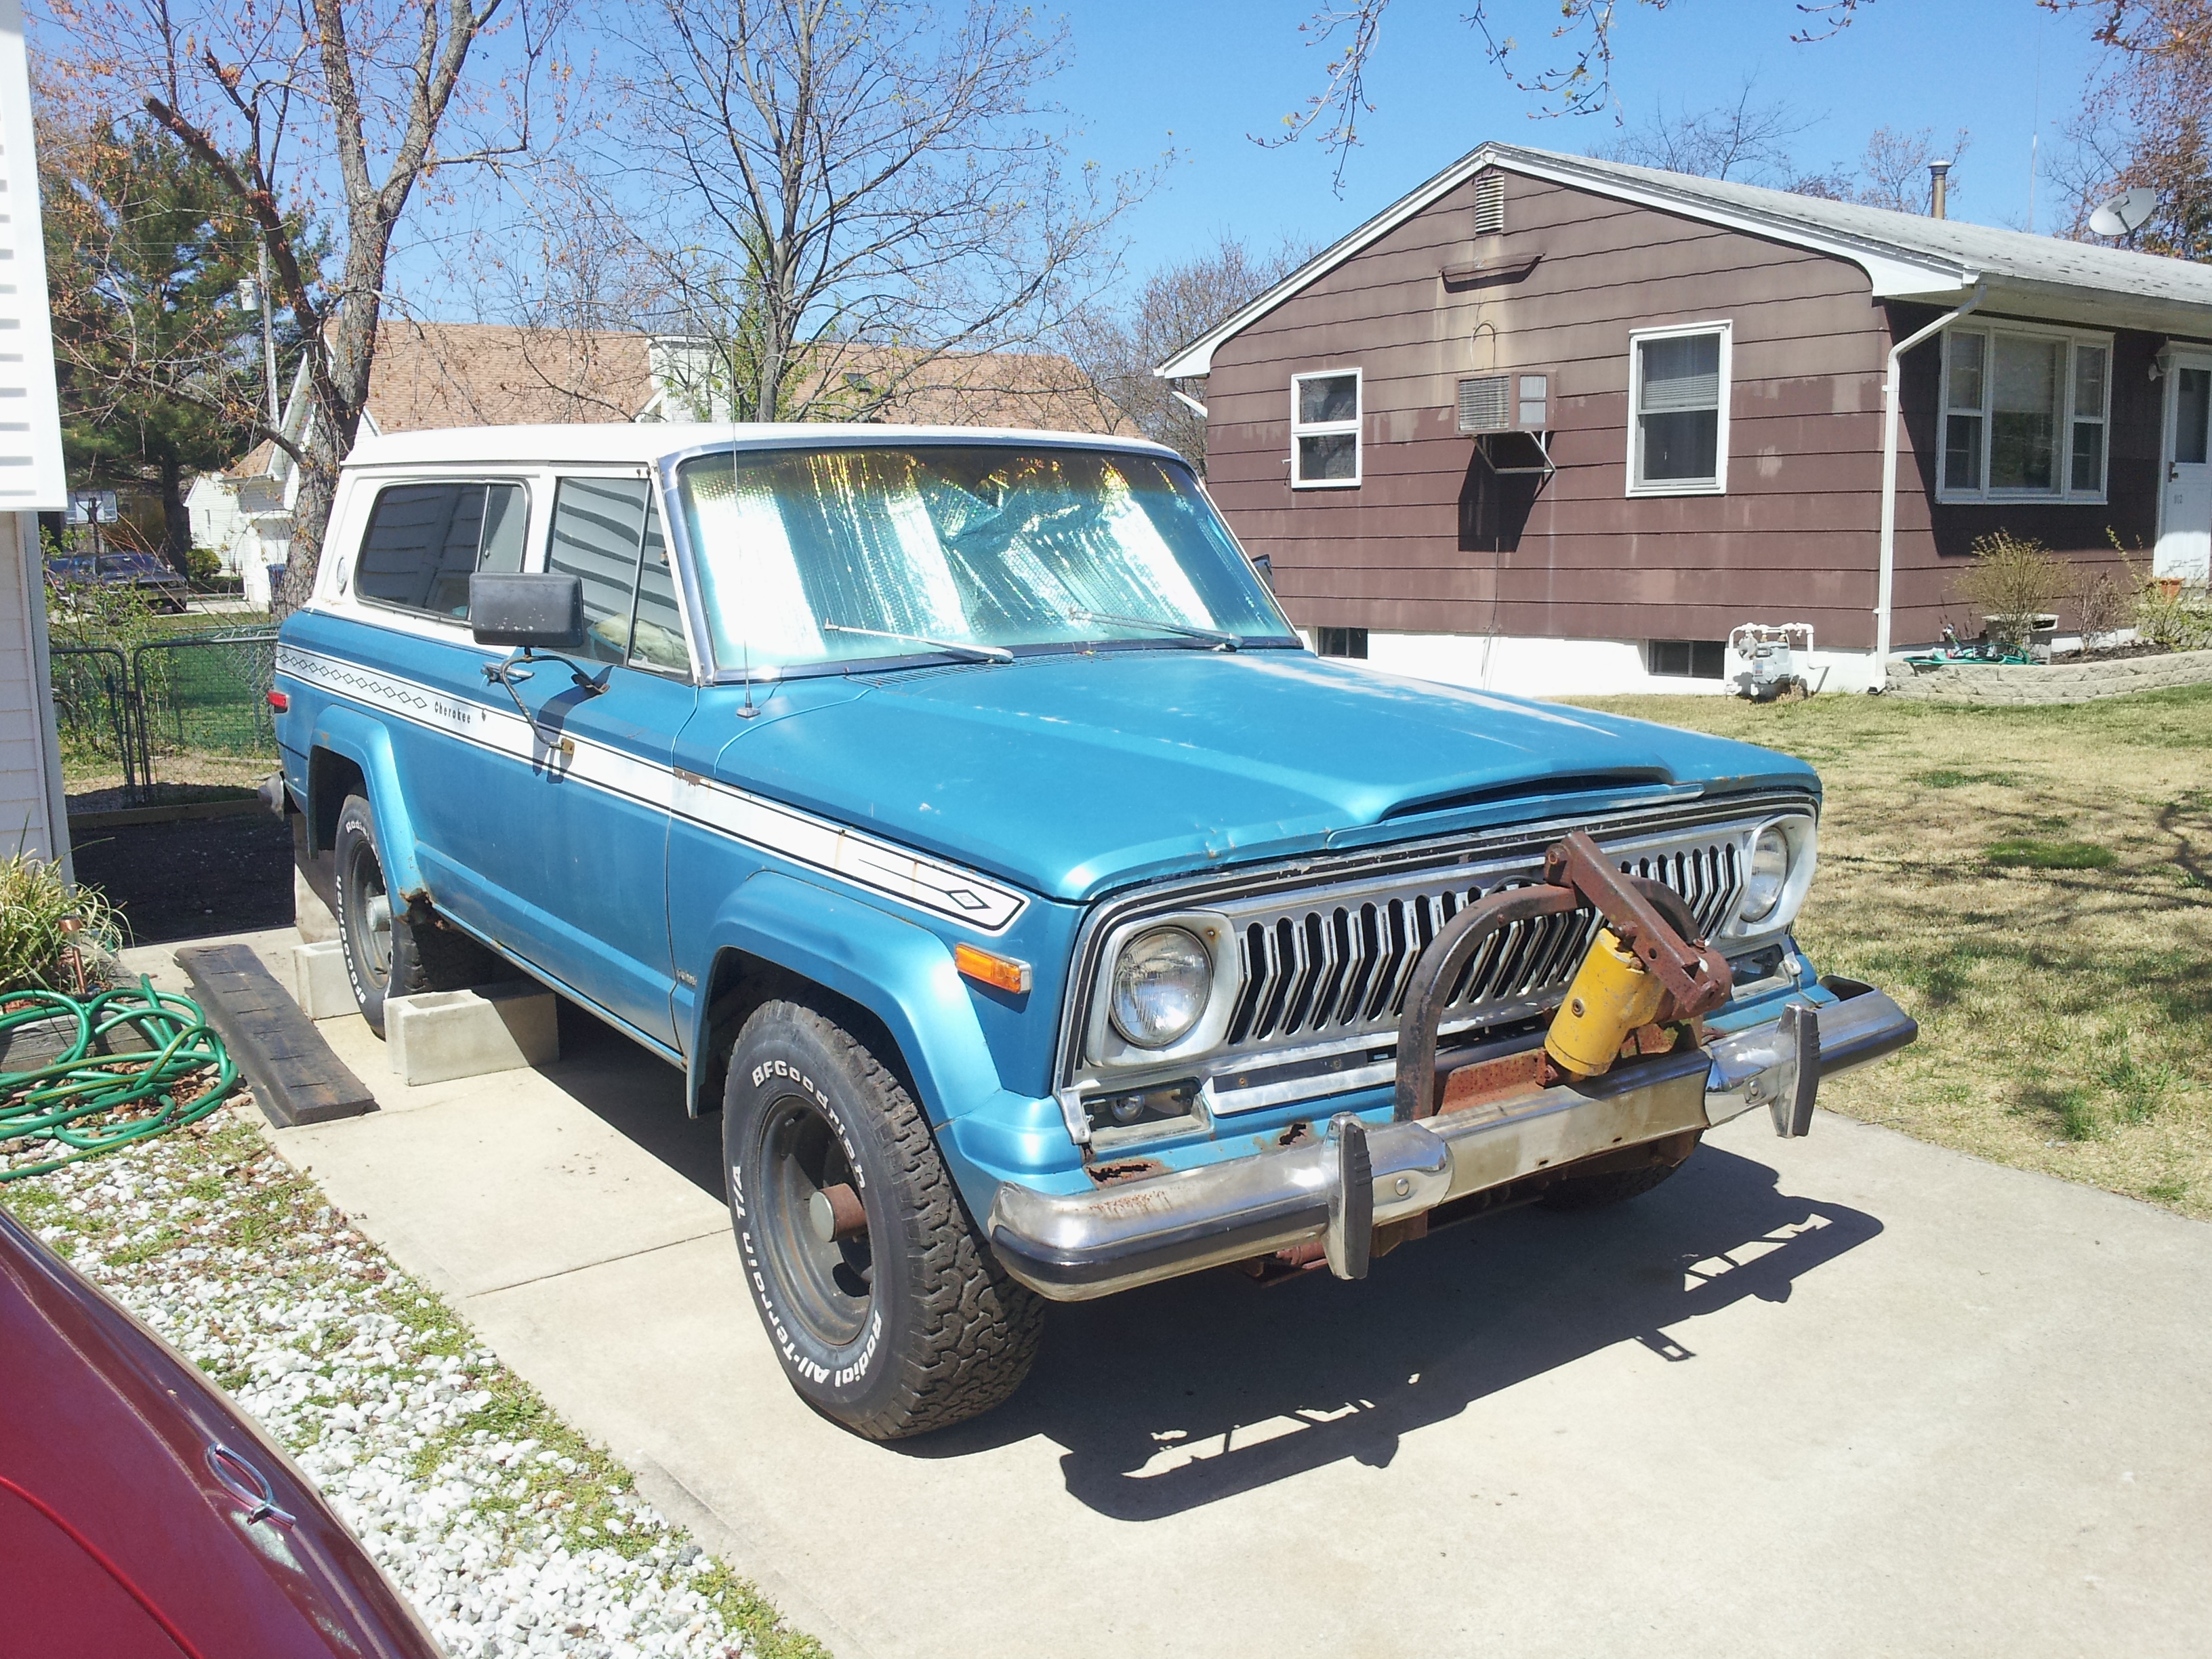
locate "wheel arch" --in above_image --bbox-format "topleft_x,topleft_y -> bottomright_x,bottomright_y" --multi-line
304,710 -> 424,897
689,872 -> 1006,1132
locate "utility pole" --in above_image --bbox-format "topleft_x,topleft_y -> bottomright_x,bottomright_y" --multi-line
258,241 -> 280,428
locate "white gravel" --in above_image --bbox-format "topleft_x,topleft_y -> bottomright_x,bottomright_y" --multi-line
3,1102 -> 813,1659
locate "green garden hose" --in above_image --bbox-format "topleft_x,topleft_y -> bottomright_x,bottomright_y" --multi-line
0,982 -> 239,1181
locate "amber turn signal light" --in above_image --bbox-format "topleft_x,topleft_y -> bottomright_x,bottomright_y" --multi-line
955,943 -> 1031,996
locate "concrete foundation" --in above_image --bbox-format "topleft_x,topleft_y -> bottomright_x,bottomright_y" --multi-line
386,980 -> 559,1086
1326,630 -> 1887,698
290,940 -> 355,1021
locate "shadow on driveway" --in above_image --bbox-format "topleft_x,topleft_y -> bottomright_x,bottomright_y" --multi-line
919,1145 -> 1881,1519
539,998 -> 1883,1523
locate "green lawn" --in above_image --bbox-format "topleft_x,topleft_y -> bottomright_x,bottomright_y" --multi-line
1568,685 -> 2212,1216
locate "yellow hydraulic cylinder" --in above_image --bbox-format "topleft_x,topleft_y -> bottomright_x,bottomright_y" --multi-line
1545,928 -> 1667,1078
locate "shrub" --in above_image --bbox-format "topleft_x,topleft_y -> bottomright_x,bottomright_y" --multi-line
1951,531 -> 2069,651
2103,529 -> 2212,651
0,853 -> 125,995
2137,577 -> 2212,651
2074,565 -> 2133,646
185,544 -> 223,583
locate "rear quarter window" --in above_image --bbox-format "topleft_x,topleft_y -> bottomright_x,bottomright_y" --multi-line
353,481 -> 528,621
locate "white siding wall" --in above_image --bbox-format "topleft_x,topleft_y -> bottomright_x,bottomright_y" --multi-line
0,512 -> 67,867
0,0 -> 74,874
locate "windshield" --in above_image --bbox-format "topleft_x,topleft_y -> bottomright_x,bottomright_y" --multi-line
674,445 -> 1296,672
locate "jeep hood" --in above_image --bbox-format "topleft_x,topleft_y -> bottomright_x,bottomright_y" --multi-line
713,651 -> 1818,902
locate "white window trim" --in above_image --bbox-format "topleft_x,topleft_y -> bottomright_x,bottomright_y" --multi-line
1937,319 -> 2114,506
1625,321 -> 1732,498
337,474 -> 539,644
1290,367 -> 1363,490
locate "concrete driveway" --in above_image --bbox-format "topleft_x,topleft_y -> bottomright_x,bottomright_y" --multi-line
136,934 -> 2212,1658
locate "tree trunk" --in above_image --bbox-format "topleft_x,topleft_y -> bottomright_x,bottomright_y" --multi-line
273,291 -> 378,621
159,457 -> 192,578
277,454 -> 337,619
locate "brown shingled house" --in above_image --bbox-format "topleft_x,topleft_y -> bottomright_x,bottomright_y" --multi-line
1157,143 -> 2212,695
192,321 -> 1125,603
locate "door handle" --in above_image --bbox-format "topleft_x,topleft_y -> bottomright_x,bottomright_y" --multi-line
2171,463 -> 2181,482
206,1443 -> 296,1528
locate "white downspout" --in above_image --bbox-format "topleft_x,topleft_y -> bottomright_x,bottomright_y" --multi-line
1877,280 -> 1983,670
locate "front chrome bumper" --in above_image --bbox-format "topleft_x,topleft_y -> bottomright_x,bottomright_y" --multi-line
987,983 -> 1917,1301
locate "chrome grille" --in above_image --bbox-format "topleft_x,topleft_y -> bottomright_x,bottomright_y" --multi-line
1215,832 -> 1743,1057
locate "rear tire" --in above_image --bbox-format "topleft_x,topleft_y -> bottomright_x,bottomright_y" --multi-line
722,999 -> 1042,1440
332,794 -> 496,1036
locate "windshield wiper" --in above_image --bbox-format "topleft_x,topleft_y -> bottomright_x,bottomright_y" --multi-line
1067,609 -> 1241,651
822,623 -> 1013,665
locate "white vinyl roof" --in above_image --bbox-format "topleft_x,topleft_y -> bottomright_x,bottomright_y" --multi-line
343,421 -> 1177,472
1156,142 -> 2212,379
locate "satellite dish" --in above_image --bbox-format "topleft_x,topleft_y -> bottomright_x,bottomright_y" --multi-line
2089,186 -> 2157,238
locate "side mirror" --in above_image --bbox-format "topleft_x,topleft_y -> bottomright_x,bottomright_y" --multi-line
470,572 -> 583,649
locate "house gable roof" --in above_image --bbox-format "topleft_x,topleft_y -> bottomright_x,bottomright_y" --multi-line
1155,142 -> 2212,379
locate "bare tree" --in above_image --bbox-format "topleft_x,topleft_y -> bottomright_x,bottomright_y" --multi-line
607,0 -> 1154,425
1593,79 -> 1821,185
1852,124 -> 1971,213
2045,0 -> 2212,256
1258,0 -> 1874,188
1068,233 -> 1313,468
1586,86 -> 1965,216
44,0 -> 571,612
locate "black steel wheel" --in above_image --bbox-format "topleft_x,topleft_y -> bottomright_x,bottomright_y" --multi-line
722,998 -> 1042,1440
331,794 -> 497,1036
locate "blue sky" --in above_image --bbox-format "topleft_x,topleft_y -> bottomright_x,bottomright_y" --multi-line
1048,0 -> 2114,288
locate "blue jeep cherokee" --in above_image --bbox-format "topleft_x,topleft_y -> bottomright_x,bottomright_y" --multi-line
274,422 -> 1916,1439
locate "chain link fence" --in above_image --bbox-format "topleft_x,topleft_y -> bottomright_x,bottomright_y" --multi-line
46,631 -> 279,806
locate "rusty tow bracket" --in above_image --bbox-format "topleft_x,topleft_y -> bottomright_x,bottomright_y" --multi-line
1391,830 -> 1736,1122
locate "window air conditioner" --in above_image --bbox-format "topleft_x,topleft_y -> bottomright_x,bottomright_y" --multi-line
1458,372 -> 1554,476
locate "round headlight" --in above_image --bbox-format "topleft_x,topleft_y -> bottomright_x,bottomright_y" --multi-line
1740,824 -> 1791,924
1109,926 -> 1212,1048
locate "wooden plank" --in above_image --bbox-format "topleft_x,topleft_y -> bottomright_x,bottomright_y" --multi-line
68,796 -> 268,830
176,943 -> 377,1127
0,1012 -> 155,1073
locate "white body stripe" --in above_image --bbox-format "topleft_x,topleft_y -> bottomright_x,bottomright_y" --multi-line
278,645 -> 1028,934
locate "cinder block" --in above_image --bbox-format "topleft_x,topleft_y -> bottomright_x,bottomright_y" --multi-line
386,980 -> 559,1086
291,940 -> 356,1020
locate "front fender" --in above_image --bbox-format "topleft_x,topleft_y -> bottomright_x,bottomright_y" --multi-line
696,871 -> 1013,1129
306,705 -> 424,897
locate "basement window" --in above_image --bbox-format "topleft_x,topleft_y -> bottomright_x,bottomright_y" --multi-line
1649,639 -> 1725,680
1315,626 -> 1369,659
1291,369 -> 1361,489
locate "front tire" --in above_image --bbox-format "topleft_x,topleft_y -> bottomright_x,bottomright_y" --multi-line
332,794 -> 495,1036
1539,1144 -> 1696,1210
722,999 -> 1042,1440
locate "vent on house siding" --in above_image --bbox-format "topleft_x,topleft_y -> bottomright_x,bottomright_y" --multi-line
1458,375 -> 1512,434
1473,173 -> 1506,234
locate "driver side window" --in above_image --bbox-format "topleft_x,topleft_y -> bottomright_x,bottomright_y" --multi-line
547,477 -> 688,673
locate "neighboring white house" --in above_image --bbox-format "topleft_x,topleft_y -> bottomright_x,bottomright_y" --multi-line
188,323 -> 734,605
0,0 -> 71,876
189,322 -> 1127,602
